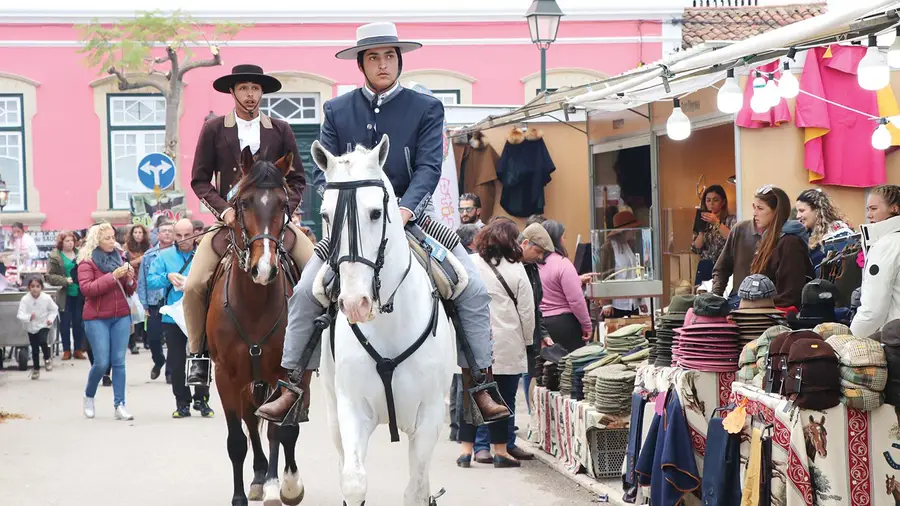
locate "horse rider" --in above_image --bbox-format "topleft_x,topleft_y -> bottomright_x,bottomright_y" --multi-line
257,22 -> 508,423
184,64 -> 316,385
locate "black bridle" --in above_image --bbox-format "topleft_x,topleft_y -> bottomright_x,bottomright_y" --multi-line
229,184 -> 291,273
325,178 -> 410,314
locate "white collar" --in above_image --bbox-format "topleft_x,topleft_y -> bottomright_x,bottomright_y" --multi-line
234,111 -> 260,126
362,81 -> 401,104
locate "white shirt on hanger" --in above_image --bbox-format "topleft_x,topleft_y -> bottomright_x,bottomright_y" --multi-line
234,110 -> 261,154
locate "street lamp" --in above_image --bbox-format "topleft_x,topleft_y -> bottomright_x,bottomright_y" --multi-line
526,0 -> 564,94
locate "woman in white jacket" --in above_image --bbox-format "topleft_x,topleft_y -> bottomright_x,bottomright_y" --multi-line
851,185 -> 900,338
17,277 -> 59,379
459,220 -> 536,468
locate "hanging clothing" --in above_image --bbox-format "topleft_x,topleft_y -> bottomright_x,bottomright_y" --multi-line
796,44 -> 900,186
457,132 -> 498,222
702,417 -> 743,506
497,128 -> 555,217
736,60 -> 793,129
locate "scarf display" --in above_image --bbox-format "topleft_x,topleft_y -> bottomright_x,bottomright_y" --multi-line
92,247 -> 123,274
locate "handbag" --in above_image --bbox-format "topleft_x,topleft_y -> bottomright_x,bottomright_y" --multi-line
116,278 -> 144,325
486,261 -> 528,338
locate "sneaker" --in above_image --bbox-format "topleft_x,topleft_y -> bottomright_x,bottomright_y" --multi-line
193,400 -> 215,418
115,405 -> 134,421
83,396 -> 95,419
102,375 -> 112,387
30,369 -> 40,380
172,406 -> 192,419
45,358 -> 53,372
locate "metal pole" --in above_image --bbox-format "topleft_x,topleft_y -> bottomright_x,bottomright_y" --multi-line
540,46 -> 547,93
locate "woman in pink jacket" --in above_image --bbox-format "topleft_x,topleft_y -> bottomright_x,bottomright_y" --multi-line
77,223 -> 136,421
538,220 -> 592,352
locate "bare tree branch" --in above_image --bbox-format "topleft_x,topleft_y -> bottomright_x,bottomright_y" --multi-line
145,54 -> 171,65
178,45 -> 221,79
107,67 -> 167,95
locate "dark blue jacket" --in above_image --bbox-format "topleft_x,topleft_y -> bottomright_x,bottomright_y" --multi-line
314,87 -> 445,218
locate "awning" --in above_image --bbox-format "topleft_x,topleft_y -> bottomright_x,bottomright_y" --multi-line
452,0 -> 900,136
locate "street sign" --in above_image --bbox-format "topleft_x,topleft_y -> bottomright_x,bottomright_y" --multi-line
137,152 -> 176,191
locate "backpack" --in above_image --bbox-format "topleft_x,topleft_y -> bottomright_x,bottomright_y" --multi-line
765,330 -> 821,394
783,338 -> 840,410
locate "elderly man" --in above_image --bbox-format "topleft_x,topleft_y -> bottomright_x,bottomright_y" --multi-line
148,219 -> 214,418
185,64 -> 316,385
257,22 -> 507,424
138,219 -> 174,382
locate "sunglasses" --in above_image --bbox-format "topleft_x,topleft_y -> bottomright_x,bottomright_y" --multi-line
756,185 -> 774,195
458,206 -> 476,213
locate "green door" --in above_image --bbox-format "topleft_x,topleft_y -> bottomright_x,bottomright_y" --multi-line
291,124 -> 322,240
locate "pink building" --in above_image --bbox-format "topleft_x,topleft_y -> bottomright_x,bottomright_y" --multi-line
0,1 -> 685,231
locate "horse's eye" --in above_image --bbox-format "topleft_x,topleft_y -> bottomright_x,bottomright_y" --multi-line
240,200 -> 249,210
370,209 -> 382,221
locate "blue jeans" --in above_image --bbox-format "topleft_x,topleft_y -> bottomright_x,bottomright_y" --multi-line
59,294 -> 85,352
522,374 -> 532,414
84,316 -> 131,407
146,305 -> 168,372
475,374 -> 520,452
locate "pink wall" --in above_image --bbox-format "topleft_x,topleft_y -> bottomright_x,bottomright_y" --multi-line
0,20 -> 662,230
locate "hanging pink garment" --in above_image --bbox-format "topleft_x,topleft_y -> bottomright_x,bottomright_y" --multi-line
736,60 -> 792,129
795,45 -> 887,187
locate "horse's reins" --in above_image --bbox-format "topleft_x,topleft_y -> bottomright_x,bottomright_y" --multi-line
323,178 -> 439,443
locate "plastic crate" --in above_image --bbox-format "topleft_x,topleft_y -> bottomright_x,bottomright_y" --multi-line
588,428 -> 629,479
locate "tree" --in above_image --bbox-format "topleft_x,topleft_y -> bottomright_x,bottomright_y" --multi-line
80,10 -> 243,160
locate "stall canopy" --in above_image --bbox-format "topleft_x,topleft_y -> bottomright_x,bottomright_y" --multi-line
452,0 -> 900,136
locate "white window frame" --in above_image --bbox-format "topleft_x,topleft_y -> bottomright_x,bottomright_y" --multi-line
108,94 -> 167,210
431,90 -> 460,106
260,93 -> 320,125
0,94 -> 26,212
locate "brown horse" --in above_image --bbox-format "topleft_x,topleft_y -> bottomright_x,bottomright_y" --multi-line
804,414 -> 828,463
207,146 -> 304,506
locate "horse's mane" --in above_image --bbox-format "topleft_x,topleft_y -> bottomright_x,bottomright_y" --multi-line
233,159 -> 289,201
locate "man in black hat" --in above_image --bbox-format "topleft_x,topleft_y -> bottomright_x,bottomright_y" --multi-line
257,22 -> 508,424
183,64 -> 315,384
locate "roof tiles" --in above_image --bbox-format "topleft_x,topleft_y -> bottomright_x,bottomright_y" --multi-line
682,3 -> 827,48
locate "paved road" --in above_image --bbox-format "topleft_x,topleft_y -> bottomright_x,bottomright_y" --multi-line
0,352 -> 599,506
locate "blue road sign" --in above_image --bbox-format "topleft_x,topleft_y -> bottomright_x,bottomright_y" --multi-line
137,153 -> 176,191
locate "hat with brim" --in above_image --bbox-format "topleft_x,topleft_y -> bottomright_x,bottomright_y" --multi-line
336,22 -> 423,60
608,211 -> 641,237
213,64 -> 282,94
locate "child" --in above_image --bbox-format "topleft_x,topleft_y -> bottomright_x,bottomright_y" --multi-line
17,277 -> 59,379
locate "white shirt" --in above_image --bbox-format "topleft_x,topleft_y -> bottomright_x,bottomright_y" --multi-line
17,292 -> 59,334
234,111 -> 261,154
12,233 -> 38,268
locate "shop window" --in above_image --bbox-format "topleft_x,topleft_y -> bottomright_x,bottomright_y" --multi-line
107,94 -> 166,210
0,94 -> 26,211
431,90 -> 461,106
261,93 -> 320,124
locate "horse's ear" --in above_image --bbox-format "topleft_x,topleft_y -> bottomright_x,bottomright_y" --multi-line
275,152 -> 294,177
240,146 -> 254,176
819,415 -> 825,425
310,140 -> 334,173
809,415 -> 814,423
373,134 -> 390,169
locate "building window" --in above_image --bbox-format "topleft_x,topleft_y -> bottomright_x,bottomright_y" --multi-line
431,90 -> 460,106
535,88 -> 559,96
108,94 -> 166,210
0,95 -> 25,211
261,93 -> 320,124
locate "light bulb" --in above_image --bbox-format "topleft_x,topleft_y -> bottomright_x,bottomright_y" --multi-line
763,77 -> 781,107
859,35 -> 890,91
667,99 -> 691,141
750,92 -> 771,114
779,64 -> 800,99
717,69 -> 743,114
889,28 -> 900,68
872,121 -> 892,150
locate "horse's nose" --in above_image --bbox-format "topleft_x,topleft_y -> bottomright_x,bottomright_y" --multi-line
338,294 -> 372,323
250,265 -> 259,279
268,266 -> 278,283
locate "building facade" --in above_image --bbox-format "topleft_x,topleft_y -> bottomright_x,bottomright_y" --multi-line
0,1 -> 688,230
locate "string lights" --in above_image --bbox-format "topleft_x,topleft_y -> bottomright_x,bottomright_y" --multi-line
716,68 -> 743,114
858,34 -> 890,91
666,97 -> 691,140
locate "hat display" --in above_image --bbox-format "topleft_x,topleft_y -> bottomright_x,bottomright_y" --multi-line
737,325 -> 792,388
791,279 -> 840,326
814,322 -> 851,341
213,64 -> 282,94
693,293 -> 731,317
605,324 -> 649,354
559,345 -> 606,399
654,296 -> 696,367
537,343 -> 569,391
586,364 -> 637,414
335,22 -> 423,60
672,308 -> 741,372
522,223 -> 554,253
738,274 -> 777,301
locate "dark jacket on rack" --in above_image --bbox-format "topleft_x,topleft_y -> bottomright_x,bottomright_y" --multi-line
456,131 -> 498,222
758,220 -> 815,309
497,128 -> 555,217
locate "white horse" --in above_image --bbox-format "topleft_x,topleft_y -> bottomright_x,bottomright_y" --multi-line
310,135 -> 457,506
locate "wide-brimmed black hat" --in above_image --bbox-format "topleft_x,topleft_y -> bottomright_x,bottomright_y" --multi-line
213,64 -> 282,94
335,22 -> 423,60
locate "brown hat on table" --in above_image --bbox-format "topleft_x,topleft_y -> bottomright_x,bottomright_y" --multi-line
609,211 -> 640,236
522,223 -> 554,252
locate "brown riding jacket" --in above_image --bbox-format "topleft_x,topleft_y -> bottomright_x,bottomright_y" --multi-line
191,111 -> 305,218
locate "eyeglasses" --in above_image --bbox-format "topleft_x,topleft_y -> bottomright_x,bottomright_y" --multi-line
458,207 -> 475,213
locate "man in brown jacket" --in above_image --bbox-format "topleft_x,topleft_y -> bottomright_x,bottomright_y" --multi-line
183,65 -> 315,385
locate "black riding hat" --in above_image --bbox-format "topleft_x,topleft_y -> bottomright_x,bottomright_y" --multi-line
213,64 -> 282,94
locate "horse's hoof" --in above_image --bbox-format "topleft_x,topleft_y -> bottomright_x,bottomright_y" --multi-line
280,485 -> 305,505
263,499 -> 281,506
248,483 -> 264,501
232,497 -> 249,506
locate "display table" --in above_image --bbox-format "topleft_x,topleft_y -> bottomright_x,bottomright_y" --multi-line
527,386 -> 630,478
731,383 -> 900,506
